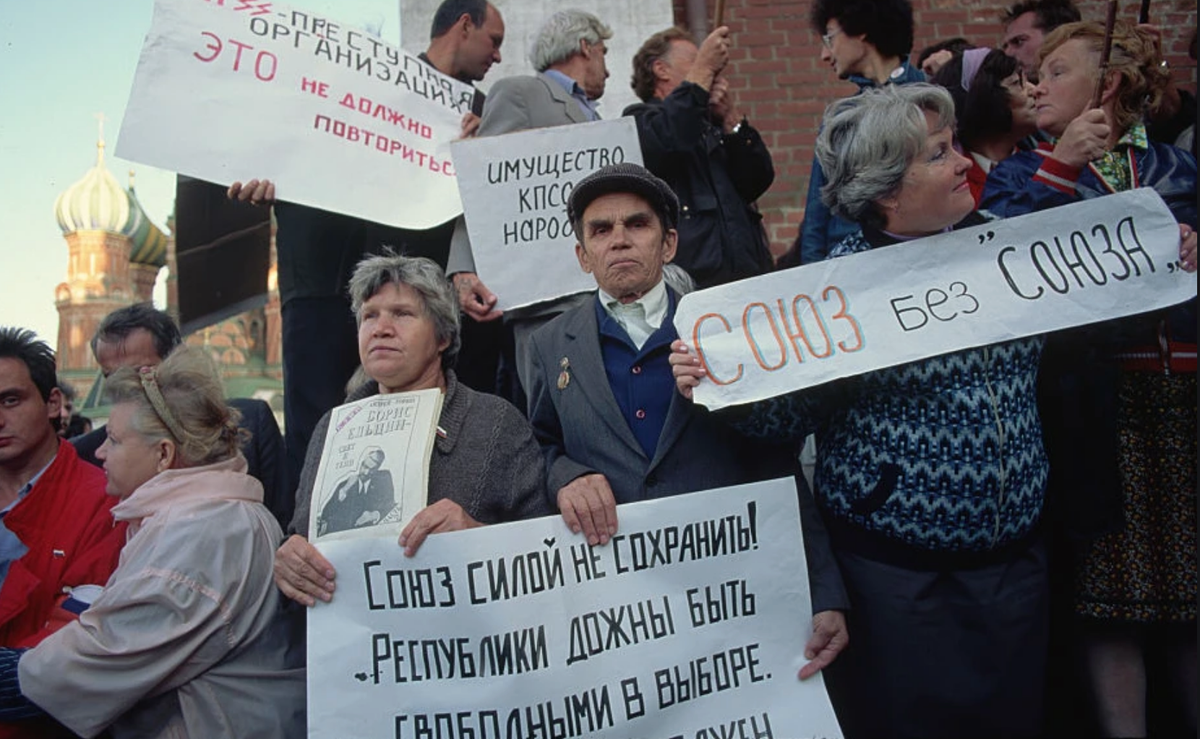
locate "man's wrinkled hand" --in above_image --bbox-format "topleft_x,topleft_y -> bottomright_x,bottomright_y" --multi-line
452,272 -> 503,322
799,609 -> 849,680
558,473 -> 618,546
669,339 -> 707,400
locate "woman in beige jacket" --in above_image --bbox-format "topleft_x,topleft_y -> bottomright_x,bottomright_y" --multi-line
0,347 -> 304,738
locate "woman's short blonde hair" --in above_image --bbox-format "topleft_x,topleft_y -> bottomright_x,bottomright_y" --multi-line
105,347 -> 242,467
1038,21 -> 1171,134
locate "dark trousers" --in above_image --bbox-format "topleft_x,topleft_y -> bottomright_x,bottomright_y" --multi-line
281,297 -> 359,513
825,543 -> 1050,739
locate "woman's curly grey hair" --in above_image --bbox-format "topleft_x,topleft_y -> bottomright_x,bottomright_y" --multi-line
815,83 -> 956,230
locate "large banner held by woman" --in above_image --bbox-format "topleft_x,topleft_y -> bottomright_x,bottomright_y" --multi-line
675,189 -> 1195,409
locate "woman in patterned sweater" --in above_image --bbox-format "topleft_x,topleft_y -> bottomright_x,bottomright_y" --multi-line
675,84 -> 1049,739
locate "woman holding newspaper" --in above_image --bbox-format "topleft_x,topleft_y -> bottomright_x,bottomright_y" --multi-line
273,254 -> 549,607
0,347 -> 304,737
983,21 -> 1198,736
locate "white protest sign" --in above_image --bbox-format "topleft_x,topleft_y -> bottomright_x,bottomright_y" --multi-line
308,478 -> 843,739
450,118 -> 643,310
676,189 -> 1196,410
117,0 -> 473,229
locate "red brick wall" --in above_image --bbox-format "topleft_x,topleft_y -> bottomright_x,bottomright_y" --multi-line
670,0 -> 1198,258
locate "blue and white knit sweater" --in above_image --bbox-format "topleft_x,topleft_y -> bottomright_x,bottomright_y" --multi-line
737,219 -> 1047,567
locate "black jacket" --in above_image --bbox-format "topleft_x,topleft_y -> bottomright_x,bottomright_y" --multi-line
624,82 -> 775,288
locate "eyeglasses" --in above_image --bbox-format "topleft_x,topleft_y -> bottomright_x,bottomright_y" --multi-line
821,28 -> 841,48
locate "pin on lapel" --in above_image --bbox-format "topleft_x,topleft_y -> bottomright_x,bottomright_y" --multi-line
557,356 -> 571,390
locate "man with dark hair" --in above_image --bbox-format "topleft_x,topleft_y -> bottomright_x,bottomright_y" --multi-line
227,0 -> 507,493
0,330 -> 125,703
71,306 -> 289,530
999,0 -> 1081,76
422,0 -> 504,131
778,0 -> 923,268
624,25 -> 775,288
54,381 -> 75,438
526,163 -> 849,682
89,302 -> 182,366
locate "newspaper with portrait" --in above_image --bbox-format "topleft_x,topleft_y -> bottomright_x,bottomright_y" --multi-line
307,388 -> 442,542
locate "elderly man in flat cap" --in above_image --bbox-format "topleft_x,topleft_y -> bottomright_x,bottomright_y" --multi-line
524,163 -> 849,681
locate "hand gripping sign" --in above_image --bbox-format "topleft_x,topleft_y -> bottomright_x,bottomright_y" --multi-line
307,478 -> 844,739
675,189 -> 1195,409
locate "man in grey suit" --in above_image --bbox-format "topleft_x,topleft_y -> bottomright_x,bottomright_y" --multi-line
447,9 -> 612,401
525,163 -> 850,680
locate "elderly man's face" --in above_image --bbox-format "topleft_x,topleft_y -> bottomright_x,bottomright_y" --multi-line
655,40 -> 698,98
358,282 -> 449,395
575,192 -> 678,303
581,39 -> 610,100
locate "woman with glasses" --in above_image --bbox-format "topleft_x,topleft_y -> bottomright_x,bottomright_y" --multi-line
932,47 -> 1039,205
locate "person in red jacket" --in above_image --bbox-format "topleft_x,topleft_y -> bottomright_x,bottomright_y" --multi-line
0,328 -> 126,737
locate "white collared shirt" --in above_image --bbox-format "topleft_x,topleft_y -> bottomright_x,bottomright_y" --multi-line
598,280 -> 668,351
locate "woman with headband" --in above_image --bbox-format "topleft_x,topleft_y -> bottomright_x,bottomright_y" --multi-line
932,46 -> 1039,205
0,347 -> 304,737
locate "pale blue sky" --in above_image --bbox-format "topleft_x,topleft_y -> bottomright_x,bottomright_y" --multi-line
0,0 -> 399,347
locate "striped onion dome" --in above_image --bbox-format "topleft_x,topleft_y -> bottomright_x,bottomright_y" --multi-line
54,138 -> 137,236
127,175 -> 167,268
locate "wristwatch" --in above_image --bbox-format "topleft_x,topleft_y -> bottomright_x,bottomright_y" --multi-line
730,116 -> 748,135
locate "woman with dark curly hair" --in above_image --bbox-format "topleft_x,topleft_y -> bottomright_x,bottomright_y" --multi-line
932,46 -> 1038,205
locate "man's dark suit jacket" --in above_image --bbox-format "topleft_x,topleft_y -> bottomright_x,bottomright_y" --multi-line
525,290 -> 848,613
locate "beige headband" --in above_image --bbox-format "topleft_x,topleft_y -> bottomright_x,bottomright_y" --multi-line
138,366 -> 188,444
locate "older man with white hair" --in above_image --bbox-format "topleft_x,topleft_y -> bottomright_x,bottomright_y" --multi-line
446,9 -> 615,403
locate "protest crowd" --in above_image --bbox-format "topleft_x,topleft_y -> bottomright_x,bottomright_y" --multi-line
0,0 -> 1196,735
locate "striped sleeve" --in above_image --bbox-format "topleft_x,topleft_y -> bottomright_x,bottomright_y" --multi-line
1031,155 -> 1082,194
0,648 -> 43,720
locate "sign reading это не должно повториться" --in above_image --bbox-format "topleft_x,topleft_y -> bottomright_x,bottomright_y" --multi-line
117,0 -> 473,230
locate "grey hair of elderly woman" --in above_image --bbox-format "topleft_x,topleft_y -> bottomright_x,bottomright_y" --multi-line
528,9 -> 612,72
347,254 -> 462,371
815,83 -> 957,230
105,347 -> 242,468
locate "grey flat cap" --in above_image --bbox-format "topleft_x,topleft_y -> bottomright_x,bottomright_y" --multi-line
567,162 -> 680,230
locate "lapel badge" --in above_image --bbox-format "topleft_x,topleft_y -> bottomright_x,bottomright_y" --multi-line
557,357 -> 571,390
